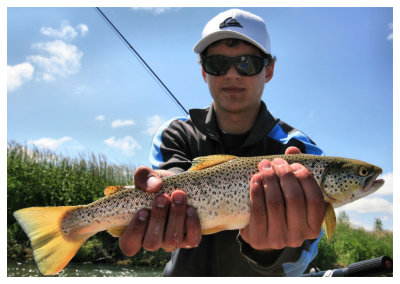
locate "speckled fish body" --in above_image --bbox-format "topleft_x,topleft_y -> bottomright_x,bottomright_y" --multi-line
63,154 -> 383,235
13,154 -> 384,275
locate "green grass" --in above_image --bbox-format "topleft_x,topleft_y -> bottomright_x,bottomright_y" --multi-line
314,212 -> 393,269
7,141 -> 170,266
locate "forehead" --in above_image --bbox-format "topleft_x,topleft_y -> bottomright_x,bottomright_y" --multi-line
206,41 -> 263,57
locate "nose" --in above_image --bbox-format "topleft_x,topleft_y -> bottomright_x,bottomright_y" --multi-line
224,64 -> 240,78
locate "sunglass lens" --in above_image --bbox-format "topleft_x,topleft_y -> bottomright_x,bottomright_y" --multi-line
203,56 -> 229,76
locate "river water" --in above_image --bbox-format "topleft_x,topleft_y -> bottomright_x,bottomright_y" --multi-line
7,259 -> 164,277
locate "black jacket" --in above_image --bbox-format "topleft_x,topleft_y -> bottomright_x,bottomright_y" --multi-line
149,101 -> 324,276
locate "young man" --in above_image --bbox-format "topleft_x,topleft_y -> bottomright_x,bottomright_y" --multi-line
119,9 -> 326,276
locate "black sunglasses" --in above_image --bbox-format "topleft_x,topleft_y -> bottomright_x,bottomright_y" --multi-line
202,55 -> 268,76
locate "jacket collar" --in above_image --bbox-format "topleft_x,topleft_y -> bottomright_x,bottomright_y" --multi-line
189,101 -> 278,146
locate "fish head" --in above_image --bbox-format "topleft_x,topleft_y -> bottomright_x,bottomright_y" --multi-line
321,158 -> 385,208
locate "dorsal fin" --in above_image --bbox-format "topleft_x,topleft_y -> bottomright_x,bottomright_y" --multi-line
188,155 -> 237,172
104,185 -> 123,196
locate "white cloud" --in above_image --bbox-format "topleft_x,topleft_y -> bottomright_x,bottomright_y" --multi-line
74,84 -> 91,94
104,136 -> 142,155
130,7 -> 180,15
40,21 -> 88,40
7,62 -> 34,91
111,119 -> 135,128
76,24 -> 89,37
95,115 -> 105,121
28,40 -> 83,81
387,22 -> 393,41
28,136 -> 72,150
337,197 -> 393,215
143,115 -> 164,136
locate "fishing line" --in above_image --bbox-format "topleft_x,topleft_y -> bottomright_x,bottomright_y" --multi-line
95,7 -> 189,115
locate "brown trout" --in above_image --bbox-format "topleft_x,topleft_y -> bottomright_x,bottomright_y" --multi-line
13,154 -> 384,275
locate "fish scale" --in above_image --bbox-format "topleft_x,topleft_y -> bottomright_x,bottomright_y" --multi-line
13,154 -> 384,275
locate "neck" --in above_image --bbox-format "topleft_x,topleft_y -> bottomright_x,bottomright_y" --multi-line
214,103 -> 260,134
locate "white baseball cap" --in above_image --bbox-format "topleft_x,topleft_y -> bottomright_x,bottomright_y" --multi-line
193,9 -> 271,55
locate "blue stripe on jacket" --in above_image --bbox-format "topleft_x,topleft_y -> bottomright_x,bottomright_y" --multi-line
267,123 -> 324,156
150,117 -> 187,170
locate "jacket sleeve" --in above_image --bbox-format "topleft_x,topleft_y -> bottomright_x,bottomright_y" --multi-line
237,231 -> 324,276
149,117 -> 193,174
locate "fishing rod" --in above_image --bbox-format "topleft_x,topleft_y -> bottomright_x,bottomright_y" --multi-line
302,256 -> 393,277
95,7 -> 189,115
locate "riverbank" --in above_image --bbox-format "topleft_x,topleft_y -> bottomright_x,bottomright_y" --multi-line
7,259 -> 164,277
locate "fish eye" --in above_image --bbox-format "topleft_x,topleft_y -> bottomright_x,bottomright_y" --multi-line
358,166 -> 369,177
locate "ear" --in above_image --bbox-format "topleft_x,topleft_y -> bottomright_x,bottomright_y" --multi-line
201,67 -> 208,83
264,62 -> 275,83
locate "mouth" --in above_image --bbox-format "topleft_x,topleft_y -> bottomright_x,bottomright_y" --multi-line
363,172 -> 385,192
222,87 -> 245,93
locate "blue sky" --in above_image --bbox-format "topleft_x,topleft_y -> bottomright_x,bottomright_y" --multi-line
5,5 -> 395,231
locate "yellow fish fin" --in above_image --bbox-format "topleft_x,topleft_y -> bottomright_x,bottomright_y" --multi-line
188,155 -> 237,172
107,226 -> 127,237
104,185 -> 123,196
322,202 -> 337,242
202,225 -> 227,235
13,206 -> 90,275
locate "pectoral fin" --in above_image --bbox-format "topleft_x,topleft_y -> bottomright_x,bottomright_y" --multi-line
322,202 -> 336,242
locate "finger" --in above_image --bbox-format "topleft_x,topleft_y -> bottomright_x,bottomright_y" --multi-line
259,160 -> 287,249
119,209 -> 150,256
290,163 -> 326,238
182,206 -> 202,248
163,190 -> 186,252
285,146 -> 301,155
142,194 -> 170,251
272,158 -> 307,247
246,173 -> 268,250
134,166 -> 162,193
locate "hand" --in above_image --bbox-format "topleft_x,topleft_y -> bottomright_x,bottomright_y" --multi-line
239,147 -> 326,251
119,167 -> 202,256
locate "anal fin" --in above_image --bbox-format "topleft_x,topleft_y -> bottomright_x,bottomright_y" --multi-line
202,225 -> 227,235
107,226 -> 127,237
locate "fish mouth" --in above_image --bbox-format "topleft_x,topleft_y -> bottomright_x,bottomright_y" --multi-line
363,172 -> 385,192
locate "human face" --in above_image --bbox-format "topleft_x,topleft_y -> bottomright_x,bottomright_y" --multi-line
201,42 -> 274,115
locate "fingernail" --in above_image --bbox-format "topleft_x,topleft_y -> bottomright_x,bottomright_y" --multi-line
157,196 -> 167,208
186,207 -> 196,217
252,174 -> 262,186
146,176 -> 158,189
138,210 -> 149,222
273,158 -> 286,166
173,193 -> 185,205
291,163 -> 303,173
261,160 -> 272,169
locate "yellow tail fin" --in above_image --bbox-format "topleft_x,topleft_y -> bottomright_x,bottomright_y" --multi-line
13,206 -> 90,275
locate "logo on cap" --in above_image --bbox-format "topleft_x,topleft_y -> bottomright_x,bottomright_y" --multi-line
219,17 -> 243,29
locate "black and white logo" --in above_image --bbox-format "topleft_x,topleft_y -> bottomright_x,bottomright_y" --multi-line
219,17 -> 243,29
